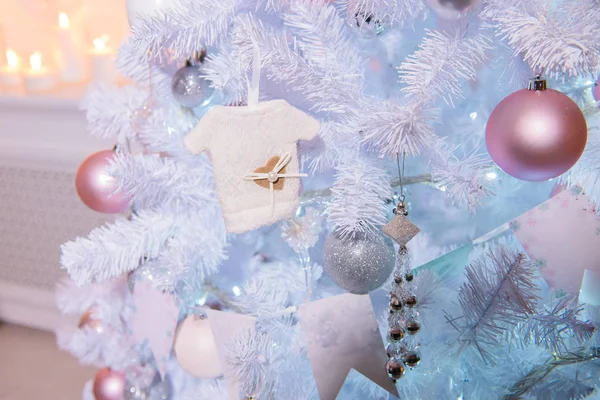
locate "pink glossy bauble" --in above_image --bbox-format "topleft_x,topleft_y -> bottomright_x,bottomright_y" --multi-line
93,368 -> 125,400
75,150 -> 129,213
485,88 -> 587,182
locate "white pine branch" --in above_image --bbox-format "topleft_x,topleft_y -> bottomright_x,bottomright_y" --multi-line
55,278 -> 126,315
81,83 -> 148,140
135,104 -> 199,158
255,0 -> 292,13
398,28 -> 492,106
116,38 -> 152,83
328,159 -> 391,238
484,0 -> 600,78
226,329 -> 275,398
235,278 -> 290,317
149,210 -> 227,292
284,1 -> 364,85
61,210 -> 178,285
203,45 -> 248,105
445,247 -> 539,363
56,327 -> 138,368
108,152 -> 216,211
432,149 -> 496,212
130,0 -> 238,63
301,120 -> 362,175
359,100 -> 446,158
234,15 -> 364,115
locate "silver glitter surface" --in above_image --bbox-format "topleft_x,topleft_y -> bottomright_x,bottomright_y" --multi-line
171,64 -> 214,108
383,213 -> 420,246
324,231 -> 395,294
124,373 -> 173,400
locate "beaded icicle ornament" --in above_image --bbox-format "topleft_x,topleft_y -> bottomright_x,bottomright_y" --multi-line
382,153 -> 421,382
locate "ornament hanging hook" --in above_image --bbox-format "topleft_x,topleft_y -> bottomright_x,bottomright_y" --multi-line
395,151 -> 409,216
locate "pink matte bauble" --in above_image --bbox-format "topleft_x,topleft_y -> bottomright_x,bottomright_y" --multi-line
93,368 -> 125,400
76,150 -> 129,213
485,88 -> 587,182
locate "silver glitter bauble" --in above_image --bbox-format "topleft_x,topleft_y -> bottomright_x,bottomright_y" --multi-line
425,0 -> 481,20
124,374 -> 173,400
171,56 -> 214,109
323,231 -> 395,294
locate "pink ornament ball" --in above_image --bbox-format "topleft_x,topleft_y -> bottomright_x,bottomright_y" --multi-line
93,368 -> 125,400
485,87 -> 587,182
76,150 -> 129,213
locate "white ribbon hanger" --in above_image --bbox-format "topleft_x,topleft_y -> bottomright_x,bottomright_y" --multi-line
247,39 -> 261,108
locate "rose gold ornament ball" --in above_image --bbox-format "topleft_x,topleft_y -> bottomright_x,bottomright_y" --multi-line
75,150 -> 129,213
485,88 -> 587,182
93,368 -> 125,400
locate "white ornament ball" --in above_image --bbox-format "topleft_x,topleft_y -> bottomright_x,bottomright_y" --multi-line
173,316 -> 224,379
126,0 -> 175,28
425,0 -> 481,20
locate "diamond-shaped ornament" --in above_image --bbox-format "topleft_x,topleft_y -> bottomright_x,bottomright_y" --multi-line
383,213 -> 420,246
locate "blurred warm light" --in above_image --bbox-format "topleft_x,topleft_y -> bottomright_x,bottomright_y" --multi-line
59,12 -> 69,29
6,50 -> 19,68
93,37 -> 108,51
30,52 -> 43,70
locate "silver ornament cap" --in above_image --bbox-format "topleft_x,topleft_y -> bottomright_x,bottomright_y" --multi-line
324,231 -> 396,294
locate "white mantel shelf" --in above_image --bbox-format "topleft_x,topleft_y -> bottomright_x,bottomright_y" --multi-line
0,85 -> 84,112
0,85 -> 113,172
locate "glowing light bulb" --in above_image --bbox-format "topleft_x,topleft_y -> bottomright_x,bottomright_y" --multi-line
30,52 -> 43,71
6,50 -> 19,69
469,112 -> 478,120
59,12 -> 69,29
486,172 -> 497,180
232,286 -> 241,296
93,35 -> 110,52
439,185 -> 447,192
93,38 -> 106,51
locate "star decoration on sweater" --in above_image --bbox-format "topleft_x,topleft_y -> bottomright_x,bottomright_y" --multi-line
383,212 -> 420,246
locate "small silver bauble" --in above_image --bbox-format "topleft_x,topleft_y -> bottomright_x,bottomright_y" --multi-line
390,295 -> 403,310
405,294 -> 417,308
323,231 -> 396,294
171,51 -> 214,109
386,357 -> 406,380
387,325 -> 405,342
402,349 -> 422,369
352,11 -> 386,36
406,318 -> 421,335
